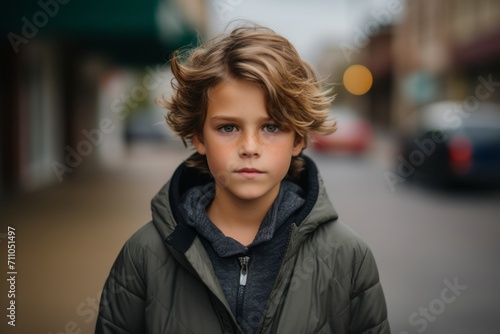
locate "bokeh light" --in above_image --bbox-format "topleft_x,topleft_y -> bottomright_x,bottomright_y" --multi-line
343,64 -> 373,95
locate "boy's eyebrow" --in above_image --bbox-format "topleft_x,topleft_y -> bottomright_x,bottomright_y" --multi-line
209,115 -> 272,122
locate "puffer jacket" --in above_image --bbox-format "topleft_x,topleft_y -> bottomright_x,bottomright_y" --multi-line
95,155 -> 390,334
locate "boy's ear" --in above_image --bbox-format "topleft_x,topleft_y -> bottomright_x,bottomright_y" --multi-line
192,134 -> 207,155
292,135 -> 305,156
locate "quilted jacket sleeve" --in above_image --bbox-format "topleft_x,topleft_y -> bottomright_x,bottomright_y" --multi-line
349,246 -> 390,334
95,238 -> 147,334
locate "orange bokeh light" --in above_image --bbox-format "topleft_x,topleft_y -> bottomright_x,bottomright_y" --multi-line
343,65 -> 373,95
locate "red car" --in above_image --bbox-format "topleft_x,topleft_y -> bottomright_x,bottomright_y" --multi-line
311,108 -> 374,154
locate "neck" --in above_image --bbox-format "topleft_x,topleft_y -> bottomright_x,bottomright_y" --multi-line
207,184 -> 280,245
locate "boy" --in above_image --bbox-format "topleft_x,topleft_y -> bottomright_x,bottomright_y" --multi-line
96,25 -> 389,333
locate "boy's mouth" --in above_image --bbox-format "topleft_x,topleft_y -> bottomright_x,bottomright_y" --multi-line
236,168 -> 264,173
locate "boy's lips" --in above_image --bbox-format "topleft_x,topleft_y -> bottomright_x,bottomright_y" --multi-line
236,168 -> 264,173
235,168 -> 265,178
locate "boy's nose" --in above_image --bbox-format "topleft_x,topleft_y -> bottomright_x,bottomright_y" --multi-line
238,132 -> 261,158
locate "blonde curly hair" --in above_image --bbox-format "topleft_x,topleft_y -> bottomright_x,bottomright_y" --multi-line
159,25 -> 336,177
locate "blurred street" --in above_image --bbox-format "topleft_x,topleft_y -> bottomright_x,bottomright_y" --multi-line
2,0 -> 500,333
1,139 -> 499,333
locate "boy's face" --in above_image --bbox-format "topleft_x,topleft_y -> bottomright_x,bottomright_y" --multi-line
193,78 -> 304,204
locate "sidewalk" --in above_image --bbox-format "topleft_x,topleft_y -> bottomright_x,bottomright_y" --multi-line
0,141 -> 190,334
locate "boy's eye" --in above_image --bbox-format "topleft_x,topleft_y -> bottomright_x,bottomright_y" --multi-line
263,124 -> 280,133
218,125 -> 237,133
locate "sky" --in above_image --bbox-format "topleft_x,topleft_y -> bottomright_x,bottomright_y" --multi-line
205,0 -> 402,63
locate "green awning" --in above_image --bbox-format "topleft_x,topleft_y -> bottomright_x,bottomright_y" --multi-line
2,0 -> 198,64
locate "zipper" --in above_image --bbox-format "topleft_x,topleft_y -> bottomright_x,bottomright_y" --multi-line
236,256 -> 250,320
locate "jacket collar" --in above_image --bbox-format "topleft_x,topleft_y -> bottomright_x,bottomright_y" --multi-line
151,154 -> 339,254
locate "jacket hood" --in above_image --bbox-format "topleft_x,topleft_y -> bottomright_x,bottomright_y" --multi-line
151,154 -> 339,253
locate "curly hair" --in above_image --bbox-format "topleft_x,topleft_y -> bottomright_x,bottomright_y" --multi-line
159,24 -> 336,177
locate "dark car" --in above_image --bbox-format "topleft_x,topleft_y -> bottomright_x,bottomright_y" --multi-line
400,101 -> 500,187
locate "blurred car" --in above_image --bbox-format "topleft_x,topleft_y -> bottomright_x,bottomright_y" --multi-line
311,107 -> 374,154
400,101 -> 500,187
124,109 -> 170,142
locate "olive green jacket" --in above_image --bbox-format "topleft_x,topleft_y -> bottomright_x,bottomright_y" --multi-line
96,156 -> 390,333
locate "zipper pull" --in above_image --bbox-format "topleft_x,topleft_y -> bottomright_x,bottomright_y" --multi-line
238,256 -> 250,286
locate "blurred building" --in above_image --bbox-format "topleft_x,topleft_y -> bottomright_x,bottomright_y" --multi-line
317,0 -> 500,135
363,25 -> 394,129
0,0 -> 207,201
392,0 -> 500,132
316,26 -> 395,132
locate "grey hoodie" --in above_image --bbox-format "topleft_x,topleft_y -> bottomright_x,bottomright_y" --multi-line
181,180 -> 305,333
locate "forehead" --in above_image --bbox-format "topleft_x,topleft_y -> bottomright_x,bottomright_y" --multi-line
206,78 -> 268,118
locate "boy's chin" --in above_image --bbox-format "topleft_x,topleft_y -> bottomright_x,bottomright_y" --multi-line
217,183 -> 281,202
